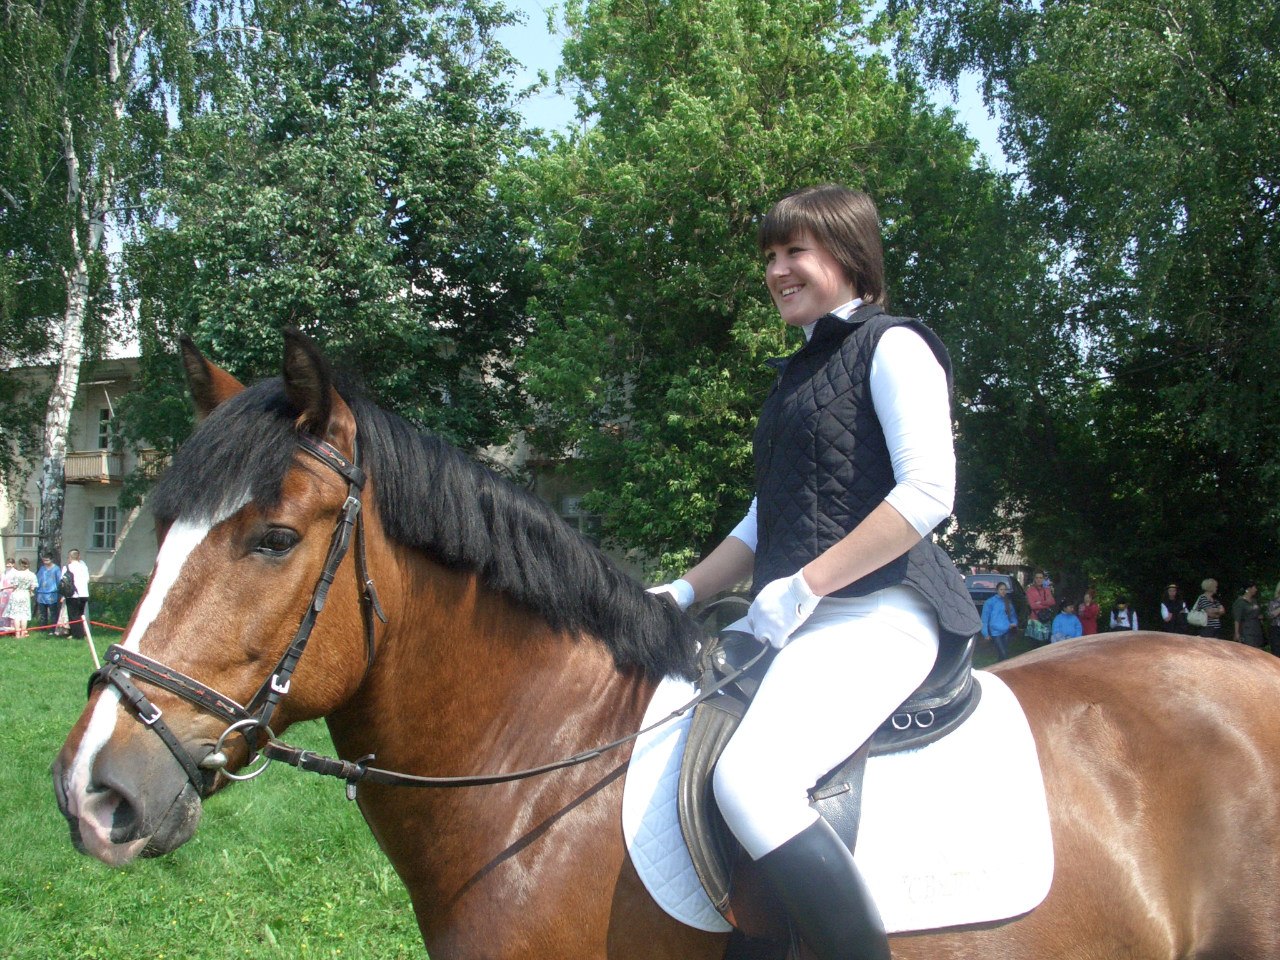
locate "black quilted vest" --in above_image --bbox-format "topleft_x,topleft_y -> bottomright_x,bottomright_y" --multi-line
752,304 -> 981,645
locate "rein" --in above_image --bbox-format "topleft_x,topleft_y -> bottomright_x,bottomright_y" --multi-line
89,428 -> 762,800
261,616 -> 763,798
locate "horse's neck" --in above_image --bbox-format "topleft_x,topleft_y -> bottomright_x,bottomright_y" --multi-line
325,554 -> 654,897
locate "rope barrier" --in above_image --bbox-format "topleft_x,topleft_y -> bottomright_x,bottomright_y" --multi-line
0,618 -> 124,637
1,615 -> 125,670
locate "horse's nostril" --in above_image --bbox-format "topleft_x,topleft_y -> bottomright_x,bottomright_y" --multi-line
109,792 -> 141,844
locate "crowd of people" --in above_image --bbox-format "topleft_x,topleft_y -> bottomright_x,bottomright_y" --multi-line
980,570 -> 1280,659
0,550 -> 91,639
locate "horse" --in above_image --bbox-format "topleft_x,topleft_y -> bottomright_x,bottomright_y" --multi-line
53,331 -> 1280,959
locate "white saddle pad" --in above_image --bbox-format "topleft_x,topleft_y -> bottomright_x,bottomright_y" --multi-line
621,669 -> 1053,934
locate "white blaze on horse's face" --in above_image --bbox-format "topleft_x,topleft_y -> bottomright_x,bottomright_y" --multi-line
66,501 -> 245,861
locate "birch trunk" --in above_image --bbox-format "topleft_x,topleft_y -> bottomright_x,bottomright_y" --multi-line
37,27 -> 122,564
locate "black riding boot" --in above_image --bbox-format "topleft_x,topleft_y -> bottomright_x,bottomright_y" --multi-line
756,818 -> 891,960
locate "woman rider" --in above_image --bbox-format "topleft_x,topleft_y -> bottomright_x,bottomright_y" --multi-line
651,184 -> 979,960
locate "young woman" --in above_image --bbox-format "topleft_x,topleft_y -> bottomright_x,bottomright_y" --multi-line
650,185 -> 978,960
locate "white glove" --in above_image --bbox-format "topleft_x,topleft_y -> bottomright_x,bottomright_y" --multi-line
748,570 -> 820,648
647,578 -> 696,611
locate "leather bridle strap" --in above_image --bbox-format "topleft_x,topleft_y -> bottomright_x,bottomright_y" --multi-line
88,431 -> 383,791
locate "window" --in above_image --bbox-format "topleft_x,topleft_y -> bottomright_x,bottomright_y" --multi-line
560,495 -> 601,544
97,409 -> 112,450
92,506 -> 118,550
16,504 -> 36,548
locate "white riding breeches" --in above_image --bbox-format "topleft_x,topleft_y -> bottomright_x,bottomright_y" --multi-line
712,585 -> 940,860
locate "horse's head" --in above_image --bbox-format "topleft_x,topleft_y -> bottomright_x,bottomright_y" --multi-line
52,331 -> 381,865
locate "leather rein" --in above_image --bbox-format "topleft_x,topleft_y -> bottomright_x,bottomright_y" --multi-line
90,430 -> 764,801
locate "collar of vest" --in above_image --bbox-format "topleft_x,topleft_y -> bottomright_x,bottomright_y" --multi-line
765,302 -> 886,370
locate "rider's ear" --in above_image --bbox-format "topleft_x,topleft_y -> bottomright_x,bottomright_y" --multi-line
180,336 -> 246,420
281,328 -> 356,455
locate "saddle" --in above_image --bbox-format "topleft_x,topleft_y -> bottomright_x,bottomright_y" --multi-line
677,626 -> 980,953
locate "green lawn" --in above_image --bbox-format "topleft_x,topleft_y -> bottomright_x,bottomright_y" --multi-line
0,633 -> 423,960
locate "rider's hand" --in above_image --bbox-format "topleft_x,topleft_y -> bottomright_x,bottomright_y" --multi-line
647,579 -> 695,611
748,570 -> 820,649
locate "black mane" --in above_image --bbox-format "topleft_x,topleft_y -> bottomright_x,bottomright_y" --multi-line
150,379 -> 700,681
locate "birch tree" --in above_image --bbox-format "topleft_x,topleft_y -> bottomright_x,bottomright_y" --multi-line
1,0 -> 199,560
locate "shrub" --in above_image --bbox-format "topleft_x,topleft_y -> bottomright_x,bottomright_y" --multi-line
90,574 -> 148,630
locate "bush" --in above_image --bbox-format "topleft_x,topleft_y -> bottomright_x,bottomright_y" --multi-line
90,574 -> 148,630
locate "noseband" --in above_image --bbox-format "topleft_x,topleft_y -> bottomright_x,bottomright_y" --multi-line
88,433 -> 386,795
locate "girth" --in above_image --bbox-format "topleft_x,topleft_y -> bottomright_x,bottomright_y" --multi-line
677,629 -> 981,923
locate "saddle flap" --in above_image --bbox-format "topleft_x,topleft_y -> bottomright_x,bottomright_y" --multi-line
677,629 -> 982,936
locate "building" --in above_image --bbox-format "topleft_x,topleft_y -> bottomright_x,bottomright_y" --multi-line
0,357 -> 159,581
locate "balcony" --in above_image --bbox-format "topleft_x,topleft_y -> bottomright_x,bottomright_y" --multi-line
138,449 -> 170,480
65,450 -> 123,484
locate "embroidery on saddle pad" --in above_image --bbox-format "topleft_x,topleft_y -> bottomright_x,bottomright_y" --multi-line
622,670 -> 1054,935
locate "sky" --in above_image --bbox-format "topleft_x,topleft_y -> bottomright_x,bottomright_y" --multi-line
493,0 -> 1010,170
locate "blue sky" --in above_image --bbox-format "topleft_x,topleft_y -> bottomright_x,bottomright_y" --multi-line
493,0 -> 1009,170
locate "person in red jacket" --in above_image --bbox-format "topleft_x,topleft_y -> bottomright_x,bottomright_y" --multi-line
1078,587 -> 1101,635
1026,571 -> 1056,640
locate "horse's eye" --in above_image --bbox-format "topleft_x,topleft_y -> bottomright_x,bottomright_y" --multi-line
257,528 -> 300,556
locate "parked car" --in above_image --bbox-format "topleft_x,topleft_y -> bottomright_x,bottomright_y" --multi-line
964,572 -> 1028,624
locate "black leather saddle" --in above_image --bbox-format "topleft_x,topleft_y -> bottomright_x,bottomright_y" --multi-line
676,626 -> 981,927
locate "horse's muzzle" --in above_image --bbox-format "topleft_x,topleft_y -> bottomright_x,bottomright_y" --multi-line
51,743 -> 204,866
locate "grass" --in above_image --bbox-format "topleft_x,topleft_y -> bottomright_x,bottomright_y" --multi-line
0,632 -> 423,960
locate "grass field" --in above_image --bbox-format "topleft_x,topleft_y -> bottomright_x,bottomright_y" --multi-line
0,632 -> 423,959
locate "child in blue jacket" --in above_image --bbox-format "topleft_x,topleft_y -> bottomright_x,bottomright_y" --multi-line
1051,600 -> 1084,642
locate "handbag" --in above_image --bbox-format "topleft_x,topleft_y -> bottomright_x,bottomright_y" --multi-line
1187,607 -> 1208,628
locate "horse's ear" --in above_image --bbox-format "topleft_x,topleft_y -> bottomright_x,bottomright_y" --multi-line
180,336 -> 245,420
281,328 -> 355,452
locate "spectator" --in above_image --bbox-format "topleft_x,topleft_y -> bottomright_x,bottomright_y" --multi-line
34,554 -> 61,632
65,549 -> 91,640
1192,579 -> 1226,639
5,558 -> 37,638
1232,582 -> 1265,649
1027,571 -> 1056,639
1110,597 -> 1139,631
1078,588 -> 1100,636
1051,600 -> 1084,642
1159,583 -> 1190,634
0,558 -> 14,631
981,582 -> 1019,660
1266,583 -> 1280,654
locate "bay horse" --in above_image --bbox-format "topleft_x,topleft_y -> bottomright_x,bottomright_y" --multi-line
53,331 -> 1280,959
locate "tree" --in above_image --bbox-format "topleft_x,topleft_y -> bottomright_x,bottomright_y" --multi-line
893,0 -> 1280,606
117,0 -> 534,473
0,0 -> 199,560
511,0 -> 1062,576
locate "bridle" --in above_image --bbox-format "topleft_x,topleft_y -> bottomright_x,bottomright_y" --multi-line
89,433 -> 385,795
90,428 -> 764,801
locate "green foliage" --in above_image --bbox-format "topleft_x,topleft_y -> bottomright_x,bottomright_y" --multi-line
512,0 -> 1046,576
894,0 -> 1280,608
0,635 -> 421,959
89,574 -> 149,630
118,0 -> 535,470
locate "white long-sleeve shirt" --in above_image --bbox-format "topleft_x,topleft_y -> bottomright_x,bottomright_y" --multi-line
729,300 -> 955,550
